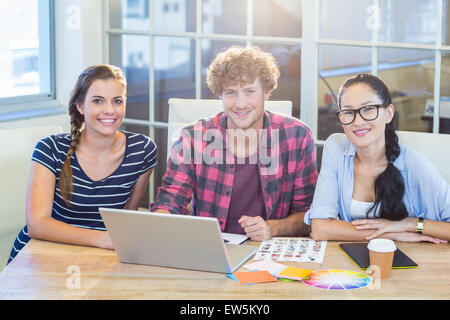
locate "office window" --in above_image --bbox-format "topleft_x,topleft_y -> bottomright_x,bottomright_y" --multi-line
110,0 -> 150,30
105,0 -> 303,205
378,48 -> 435,133
440,52 -> 450,126
317,45 -> 372,140
320,0 -> 372,42
154,37 -> 196,191
155,37 -> 196,123
378,0 -> 438,44
156,0 -> 196,32
317,0 -> 449,136
109,34 -> 150,121
106,0 -> 450,198
254,0 -> 302,38
0,0 -> 54,104
309,0 -> 450,170
202,0 -> 247,35
256,43 -> 302,118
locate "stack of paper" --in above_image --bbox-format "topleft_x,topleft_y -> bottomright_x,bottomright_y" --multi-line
253,237 -> 327,263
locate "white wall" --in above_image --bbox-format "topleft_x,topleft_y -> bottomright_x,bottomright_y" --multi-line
0,113 -> 70,131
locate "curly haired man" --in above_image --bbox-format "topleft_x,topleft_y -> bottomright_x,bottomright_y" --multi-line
151,46 -> 318,241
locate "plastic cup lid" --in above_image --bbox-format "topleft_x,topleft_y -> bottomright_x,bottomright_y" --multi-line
367,239 -> 397,252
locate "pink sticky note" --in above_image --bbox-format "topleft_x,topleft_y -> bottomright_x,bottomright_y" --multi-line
244,260 -> 288,275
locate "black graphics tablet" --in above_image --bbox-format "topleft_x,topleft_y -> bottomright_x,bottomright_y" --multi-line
339,242 -> 418,269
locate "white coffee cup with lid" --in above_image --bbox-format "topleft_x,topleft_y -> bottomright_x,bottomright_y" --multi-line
368,239 -> 397,252
367,239 -> 397,279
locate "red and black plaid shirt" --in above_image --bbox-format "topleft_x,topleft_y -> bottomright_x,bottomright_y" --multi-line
150,111 -> 318,231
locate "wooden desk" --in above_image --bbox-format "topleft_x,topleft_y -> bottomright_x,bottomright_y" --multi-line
0,239 -> 449,300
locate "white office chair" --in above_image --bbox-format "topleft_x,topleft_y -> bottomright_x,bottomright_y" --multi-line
0,125 -> 63,270
167,98 -> 293,159
397,130 -> 450,183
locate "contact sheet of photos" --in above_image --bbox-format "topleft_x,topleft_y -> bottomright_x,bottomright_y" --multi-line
254,238 -> 327,263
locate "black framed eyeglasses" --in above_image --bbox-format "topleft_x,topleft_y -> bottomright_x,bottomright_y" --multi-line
336,104 -> 389,125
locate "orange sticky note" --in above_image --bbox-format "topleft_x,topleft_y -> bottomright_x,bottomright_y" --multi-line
232,270 -> 278,285
276,267 -> 312,281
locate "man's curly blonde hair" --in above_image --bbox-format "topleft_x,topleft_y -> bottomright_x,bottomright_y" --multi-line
206,46 -> 280,96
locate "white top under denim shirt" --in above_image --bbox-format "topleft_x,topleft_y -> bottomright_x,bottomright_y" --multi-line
350,199 -> 379,220
304,133 -> 450,224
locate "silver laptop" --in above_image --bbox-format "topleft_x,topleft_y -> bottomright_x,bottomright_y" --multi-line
99,208 -> 256,273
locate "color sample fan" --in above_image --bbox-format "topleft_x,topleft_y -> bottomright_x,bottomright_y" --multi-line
304,269 -> 371,290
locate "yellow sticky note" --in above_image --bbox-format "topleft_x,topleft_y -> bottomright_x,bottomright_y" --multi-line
276,267 -> 312,281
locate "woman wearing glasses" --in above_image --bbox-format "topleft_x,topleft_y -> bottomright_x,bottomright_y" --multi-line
305,73 -> 450,243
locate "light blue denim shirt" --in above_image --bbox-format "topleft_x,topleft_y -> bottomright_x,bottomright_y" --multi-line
304,133 -> 450,224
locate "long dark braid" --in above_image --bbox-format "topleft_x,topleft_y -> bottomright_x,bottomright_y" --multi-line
370,119 -> 408,220
338,73 -> 408,221
58,107 -> 83,206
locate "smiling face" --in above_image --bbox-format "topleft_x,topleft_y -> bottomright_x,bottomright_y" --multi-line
339,83 -> 394,150
221,78 -> 271,131
76,78 -> 126,137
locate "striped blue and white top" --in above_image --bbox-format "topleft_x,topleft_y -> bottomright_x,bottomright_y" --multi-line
8,130 -> 157,263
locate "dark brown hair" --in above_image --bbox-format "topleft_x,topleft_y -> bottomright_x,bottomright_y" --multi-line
58,64 -> 126,205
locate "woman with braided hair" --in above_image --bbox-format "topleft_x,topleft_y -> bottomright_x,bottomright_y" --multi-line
8,65 -> 157,263
305,73 -> 450,242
